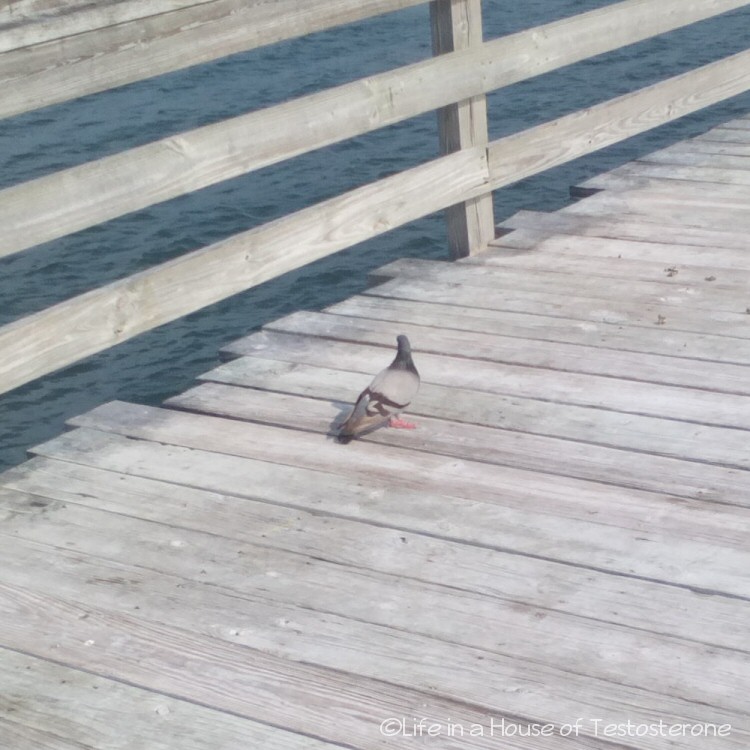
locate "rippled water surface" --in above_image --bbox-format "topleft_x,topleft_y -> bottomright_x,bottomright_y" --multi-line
1,1 -> 749,469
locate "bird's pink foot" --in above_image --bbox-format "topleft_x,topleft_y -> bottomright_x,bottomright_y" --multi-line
388,416 -> 417,429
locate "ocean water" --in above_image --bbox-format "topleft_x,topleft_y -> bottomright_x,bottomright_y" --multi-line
1,1 -> 749,471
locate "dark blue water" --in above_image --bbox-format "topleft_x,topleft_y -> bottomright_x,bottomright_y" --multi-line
1,1 -> 749,471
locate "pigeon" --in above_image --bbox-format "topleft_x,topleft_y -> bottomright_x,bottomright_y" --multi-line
337,334 -> 420,443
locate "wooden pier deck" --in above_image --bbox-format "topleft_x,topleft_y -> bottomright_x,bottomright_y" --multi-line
2,119 -> 750,749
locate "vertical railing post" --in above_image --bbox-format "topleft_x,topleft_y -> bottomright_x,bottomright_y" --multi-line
430,0 -> 495,259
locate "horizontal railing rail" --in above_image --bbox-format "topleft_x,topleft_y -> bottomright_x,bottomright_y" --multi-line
0,0 -> 428,118
1,0 -> 749,395
2,0 -> 747,256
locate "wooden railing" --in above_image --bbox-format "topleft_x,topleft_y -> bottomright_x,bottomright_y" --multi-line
2,0 -> 749,395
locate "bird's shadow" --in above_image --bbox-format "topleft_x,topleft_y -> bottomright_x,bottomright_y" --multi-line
326,399 -> 395,444
327,400 -> 352,442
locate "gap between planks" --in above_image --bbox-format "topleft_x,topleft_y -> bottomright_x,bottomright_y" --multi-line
37,401 -> 750,599
0,646 -> 332,750
1,465 -> 750,728
188,356 -> 750,487
325,293 -> 750,368
0,523 -> 744,750
362,276 -> 750,341
223,325 -> 750,432
7,447 -> 750,654
495,209 -> 750,250
369,258 -> 750,317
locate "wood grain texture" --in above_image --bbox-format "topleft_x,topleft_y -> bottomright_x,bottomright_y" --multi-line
0,0 -> 219,51
467,247 -> 750,296
365,272 -> 750,340
430,0 -> 494,257
577,162 -> 750,192
372,256 -> 750,316
497,209 -> 750,250
719,116 -> 750,129
5,579 -> 600,750
252,311 -> 750,415
0,0 -> 428,112
0,646 -> 325,750
224,324 -> 750,429
641,139 -> 750,159
329,293 -> 750,366
8,442 -> 750,656
3,0 -> 745,119
56,401 -> 750,598
6,440 -> 750,581
487,229 -> 750,271
63,398 -> 750,598
189,353 -> 750,504
0,148 -> 488,396
2,546 -> 746,750
3,0 -> 748,249
695,126 -> 750,143
562,184 -> 750,232
1,497 -> 749,728
638,149 -> 750,169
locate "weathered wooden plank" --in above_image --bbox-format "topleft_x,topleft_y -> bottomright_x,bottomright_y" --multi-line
9,442 -> 750,657
4,582 -> 600,750
487,230 -> 750,274
55,406 -> 750,598
253,311 -> 750,409
0,646 -> 327,750
3,71 -> 498,256
430,0 -> 494,257
486,49 -> 750,192
0,0 -> 429,114
465,246 -> 750,289
12,440 -> 750,641
21,423 -> 750,569
178,370 -> 750,516
365,273 -> 750,340
3,0 -> 746,120
4,1 -> 748,251
373,257 -> 750,316
695,126 -> 750,143
56,404 -> 750,598
328,293 -> 750,367
10,438 -> 750,576
641,139 -> 750,159
496,209 -> 750,250
0,720 -> 91,750
562,183 -> 750,228
717,118 -> 750,130
192,355 -> 750,476
225,326 -> 750,429
0,0 -> 94,20
0,148 -> 488,397
0,0 -> 217,51
1,518 -> 748,735
0,538 -> 744,749
576,163 -> 750,193
638,149 -> 750,169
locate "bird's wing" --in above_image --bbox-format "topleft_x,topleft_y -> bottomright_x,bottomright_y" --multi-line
338,368 -> 419,439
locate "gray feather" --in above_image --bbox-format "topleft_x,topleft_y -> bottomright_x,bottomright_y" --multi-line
338,334 -> 420,442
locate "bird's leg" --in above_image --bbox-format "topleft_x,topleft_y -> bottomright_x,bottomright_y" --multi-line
388,416 -> 417,429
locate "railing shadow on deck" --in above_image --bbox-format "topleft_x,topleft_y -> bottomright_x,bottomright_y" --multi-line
1,0 -> 750,399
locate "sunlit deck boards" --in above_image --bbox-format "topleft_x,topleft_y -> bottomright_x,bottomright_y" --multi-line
2,120 -> 750,749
